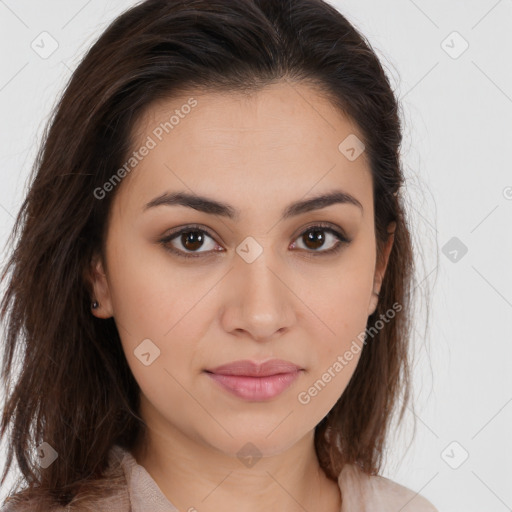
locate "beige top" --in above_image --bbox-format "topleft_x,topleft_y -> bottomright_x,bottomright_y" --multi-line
1,444 -> 438,511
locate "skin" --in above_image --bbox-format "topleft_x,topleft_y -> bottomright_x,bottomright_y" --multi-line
89,80 -> 395,512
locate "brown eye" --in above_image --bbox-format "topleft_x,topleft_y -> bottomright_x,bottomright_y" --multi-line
160,226 -> 219,259
302,229 -> 327,250
292,225 -> 349,255
159,223 -> 350,261
180,231 -> 206,251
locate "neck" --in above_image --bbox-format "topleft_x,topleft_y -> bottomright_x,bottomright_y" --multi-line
131,424 -> 341,512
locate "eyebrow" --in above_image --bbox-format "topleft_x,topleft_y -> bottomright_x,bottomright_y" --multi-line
143,189 -> 363,220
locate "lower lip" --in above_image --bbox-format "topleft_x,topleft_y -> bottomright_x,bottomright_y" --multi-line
205,371 -> 302,401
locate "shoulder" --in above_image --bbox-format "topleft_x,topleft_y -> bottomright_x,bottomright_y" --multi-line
0,500 -> 69,512
0,445 -> 130,512
338,463 -> 439,512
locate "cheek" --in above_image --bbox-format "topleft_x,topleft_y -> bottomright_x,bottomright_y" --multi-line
299,248 -> 374,402
105,231 -> 214,384
106,228 -> 197,333
296,280 -> 369,417
306,252 -> 375,344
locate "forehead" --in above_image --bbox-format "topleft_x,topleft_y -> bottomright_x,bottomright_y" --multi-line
117,81 -> 373,218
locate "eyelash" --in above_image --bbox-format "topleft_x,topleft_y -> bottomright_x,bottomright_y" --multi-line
158,222 -> 351,260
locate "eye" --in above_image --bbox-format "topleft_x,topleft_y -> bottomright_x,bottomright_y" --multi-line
159,224 -> 220,259
290,223 -> 350,256
159,222 -> 351,260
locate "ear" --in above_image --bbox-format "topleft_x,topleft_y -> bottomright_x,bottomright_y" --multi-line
86,252 -> 114,319
367,221 -> 396,316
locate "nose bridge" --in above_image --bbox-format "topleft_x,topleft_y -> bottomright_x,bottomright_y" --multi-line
224,238 -> 295,338
242,250 -> 280,302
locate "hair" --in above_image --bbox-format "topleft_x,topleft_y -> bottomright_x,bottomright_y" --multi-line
0,0 -> 425,510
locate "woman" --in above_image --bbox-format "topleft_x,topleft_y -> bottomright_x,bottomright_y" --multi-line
0,0 -> 437,510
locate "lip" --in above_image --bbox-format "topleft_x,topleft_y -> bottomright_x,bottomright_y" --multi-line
204,359 -> 303,401
206,359 -> 302,377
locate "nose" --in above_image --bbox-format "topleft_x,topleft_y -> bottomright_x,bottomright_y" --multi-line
219,248 -> 296,342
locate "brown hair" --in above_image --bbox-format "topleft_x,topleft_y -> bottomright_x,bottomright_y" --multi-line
0,0 -> 428,509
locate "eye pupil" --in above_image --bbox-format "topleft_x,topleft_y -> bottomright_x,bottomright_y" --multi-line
304,229 -> 325,250
182,231 -> 204,251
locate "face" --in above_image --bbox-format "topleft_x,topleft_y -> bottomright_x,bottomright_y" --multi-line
89,80 -> 394,458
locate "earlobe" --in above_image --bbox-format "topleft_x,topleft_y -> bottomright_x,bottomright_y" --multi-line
87,253 -> 114,319
367,291 -> 380,316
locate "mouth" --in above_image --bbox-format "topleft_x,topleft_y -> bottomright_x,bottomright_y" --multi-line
204,359 -> 304,401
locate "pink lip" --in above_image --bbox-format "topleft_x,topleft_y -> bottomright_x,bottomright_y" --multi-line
205,359 -> 303,401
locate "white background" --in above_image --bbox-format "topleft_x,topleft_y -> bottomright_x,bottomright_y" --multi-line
1,1 -> 511,510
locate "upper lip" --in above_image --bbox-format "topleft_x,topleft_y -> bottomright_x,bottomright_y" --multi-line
205,359 -> 302,377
